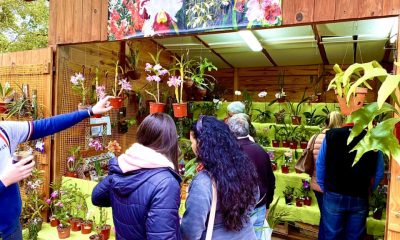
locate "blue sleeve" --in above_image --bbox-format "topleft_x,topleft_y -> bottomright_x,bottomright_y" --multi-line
316,138 -> 327,192
0,181 -> 6,195
92,176 -> 112,207
181,173 -> 212,240
30,110 -> 90,140
372,152 -> 385,191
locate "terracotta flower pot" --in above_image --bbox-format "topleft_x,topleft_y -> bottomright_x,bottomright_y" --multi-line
50,217 -> 60,227
291,116 -> 301,125
303,197 -> 312,206
300,141 -> 308,149
81,221 -> 93,234
296,198 -> 303,207
57,226 -> 71,239
110,97 -> 123,109
70,218 -> 82,231
281,164 -> 290,174
282,140 -> 290,148
289,141 -> 298,149
100,224 -> 111,240
149,102 -> 166,114
284,196 -> 293,205
373,209 -> 383,220
335,87 -> 368,116
172,103 -> 188,118
0,102 -> 7,113
65,171 -> 78,178
272,140 -> 280,148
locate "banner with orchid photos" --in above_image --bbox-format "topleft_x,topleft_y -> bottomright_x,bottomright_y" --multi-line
108,0 -> 282,40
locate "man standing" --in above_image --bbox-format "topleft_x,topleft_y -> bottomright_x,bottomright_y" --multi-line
228,113 -> 275,239
316,123 -> 384,240
0,96 -> 112,240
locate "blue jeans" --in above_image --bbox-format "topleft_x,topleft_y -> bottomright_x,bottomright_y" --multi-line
314,190 -> 324,239
251,205 -> 267,240
3,224 -> 22,240
321,191 -> 368,240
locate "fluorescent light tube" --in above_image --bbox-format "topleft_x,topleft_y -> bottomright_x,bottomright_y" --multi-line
238,30 -> 263,52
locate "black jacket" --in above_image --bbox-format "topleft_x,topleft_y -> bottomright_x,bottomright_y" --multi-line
238,138 -> 275,208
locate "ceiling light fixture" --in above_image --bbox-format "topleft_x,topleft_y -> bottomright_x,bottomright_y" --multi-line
238,30 -> 263,52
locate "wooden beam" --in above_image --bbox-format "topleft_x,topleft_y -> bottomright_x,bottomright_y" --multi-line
312,24 -> 329,65
193,35 -> 234,69
261,48 -> 277,66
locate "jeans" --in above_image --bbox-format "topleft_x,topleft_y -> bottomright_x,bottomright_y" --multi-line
321,191 -> 368,240
3,224 -> 22,240
251,205 -> 267,240
314,190 -> 324,239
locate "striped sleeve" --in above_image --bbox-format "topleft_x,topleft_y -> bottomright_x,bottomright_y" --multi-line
0,121 -> 31,152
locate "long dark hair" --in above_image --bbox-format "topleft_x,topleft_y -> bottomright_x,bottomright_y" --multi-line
137,113 -> 179,171
191,116 -> 258,231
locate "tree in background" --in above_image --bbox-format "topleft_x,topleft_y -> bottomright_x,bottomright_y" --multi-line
0,0 -> 48,53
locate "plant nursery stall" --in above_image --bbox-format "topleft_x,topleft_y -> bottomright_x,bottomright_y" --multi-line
0,0 -> 400,239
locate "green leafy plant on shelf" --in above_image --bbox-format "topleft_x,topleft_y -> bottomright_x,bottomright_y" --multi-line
283,186 -> 294,204
254,91 -> 272,123
286,88 -> 310,124
274,109 -> 287,124
191,57 -> 218,91
336,61 -> 400,165
267,197 -> 290,229
303,108 -> 326,126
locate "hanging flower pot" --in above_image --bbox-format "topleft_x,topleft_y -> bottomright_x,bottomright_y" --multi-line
315,93 -> 322,102
81,221 -> 93,234
303,197 -> 312,206
125,70 -> 142,80
282,140 -> 290,148
70,218 -> 82,231
300,141 -> 308,149
50,217 -> 60,227
149,102 -> 166,114
110,97 -> 123,109
272,140 -> 280,148
195,87 -> 207,101
281,164 -> 290,174
277,96 -> 286,103
173,102 -> 188,118
335,87 -> 368,116
57,226 -> 71,239
65,171 -> 78,178
291,116 -> 301,125
295,198 -> 303,207
289,141 -> 298,149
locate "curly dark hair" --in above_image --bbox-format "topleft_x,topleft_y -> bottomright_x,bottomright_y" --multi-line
191,116 -> 258,231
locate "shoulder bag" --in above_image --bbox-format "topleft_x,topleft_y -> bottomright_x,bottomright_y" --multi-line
295,134 -> 318,175
205,179 -> 218,240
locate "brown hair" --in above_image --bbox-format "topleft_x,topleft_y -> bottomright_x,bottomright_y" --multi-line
136,113 -> 179,171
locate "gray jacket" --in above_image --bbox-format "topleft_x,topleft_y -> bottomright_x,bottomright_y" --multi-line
181,171 -> 257,240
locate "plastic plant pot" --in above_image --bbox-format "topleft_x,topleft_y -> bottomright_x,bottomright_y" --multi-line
149,102 -> 166,114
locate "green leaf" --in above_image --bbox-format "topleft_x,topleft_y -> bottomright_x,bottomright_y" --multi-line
347,102 -> 397,144
377,74 -> 400,109
351,118 -> 400,166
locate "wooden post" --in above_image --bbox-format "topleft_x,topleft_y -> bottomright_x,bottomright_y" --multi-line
234,68 -> 239,93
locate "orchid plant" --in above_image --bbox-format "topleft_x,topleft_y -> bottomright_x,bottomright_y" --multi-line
107,140 -> 121,153
70,73 -> 88,105
145,50 -> 169,103
66,146 -> 83,173
113,61 -> 133,98
254,91 -> 272,123
89,138 -> 104,151
169,52 -> 195,103
301,179 -> 311,198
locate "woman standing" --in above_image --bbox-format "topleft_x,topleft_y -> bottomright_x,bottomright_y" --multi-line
181,116 -> 259,240
92,113 -> 181,240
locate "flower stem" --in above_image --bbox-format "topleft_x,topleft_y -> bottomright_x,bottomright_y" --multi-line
145,90 -> 157,102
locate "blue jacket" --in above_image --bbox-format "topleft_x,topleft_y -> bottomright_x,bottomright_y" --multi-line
92,158 -> 182,240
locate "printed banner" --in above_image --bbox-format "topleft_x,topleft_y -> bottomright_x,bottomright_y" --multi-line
108,0 -> 282,40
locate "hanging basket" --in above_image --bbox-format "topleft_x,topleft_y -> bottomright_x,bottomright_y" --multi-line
110,97 -> 123,109
335,87 -> 368,116
149,102 -> 166,114
173,102 -> 188,118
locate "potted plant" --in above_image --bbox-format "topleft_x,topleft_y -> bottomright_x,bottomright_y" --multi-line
254,91 -> 272,123
281,151 -> 292,174
267,151 -> 277,171
266,198 -> 290,238
297,125 -> 311,149
145,50 -> 169,114
369,185 -> 387,220
169,53 -> 194,118
302,179 -> 312,206
191,57 -> 217,99
0,82 -> 14,113
303,108 -> 326,126
283,186 -> 294,205
81,210 -> 95,234
111,61 -> 132,109
274,109 -> 287,124
65,146 -> 82,178
97,207 -> 111,240
56,210 -> 71,239
326,62 -> 386,115
70,72 -> 90,110
269,125 -> 282,147
275,89 -> 286,103
309,74 -> 324,103
287,89 -> 310,125
242,90 -> 253,118
125,43 -> 141,80
294,189 -> 304,207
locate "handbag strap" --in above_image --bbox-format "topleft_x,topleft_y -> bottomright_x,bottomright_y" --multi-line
309,134 -> 319,151
205,179 -> 218,240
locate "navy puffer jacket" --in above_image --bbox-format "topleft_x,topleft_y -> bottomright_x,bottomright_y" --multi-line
92,158 -> 182,240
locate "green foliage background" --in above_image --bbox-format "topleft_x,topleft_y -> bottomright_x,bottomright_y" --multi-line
0,0 -> 48,53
